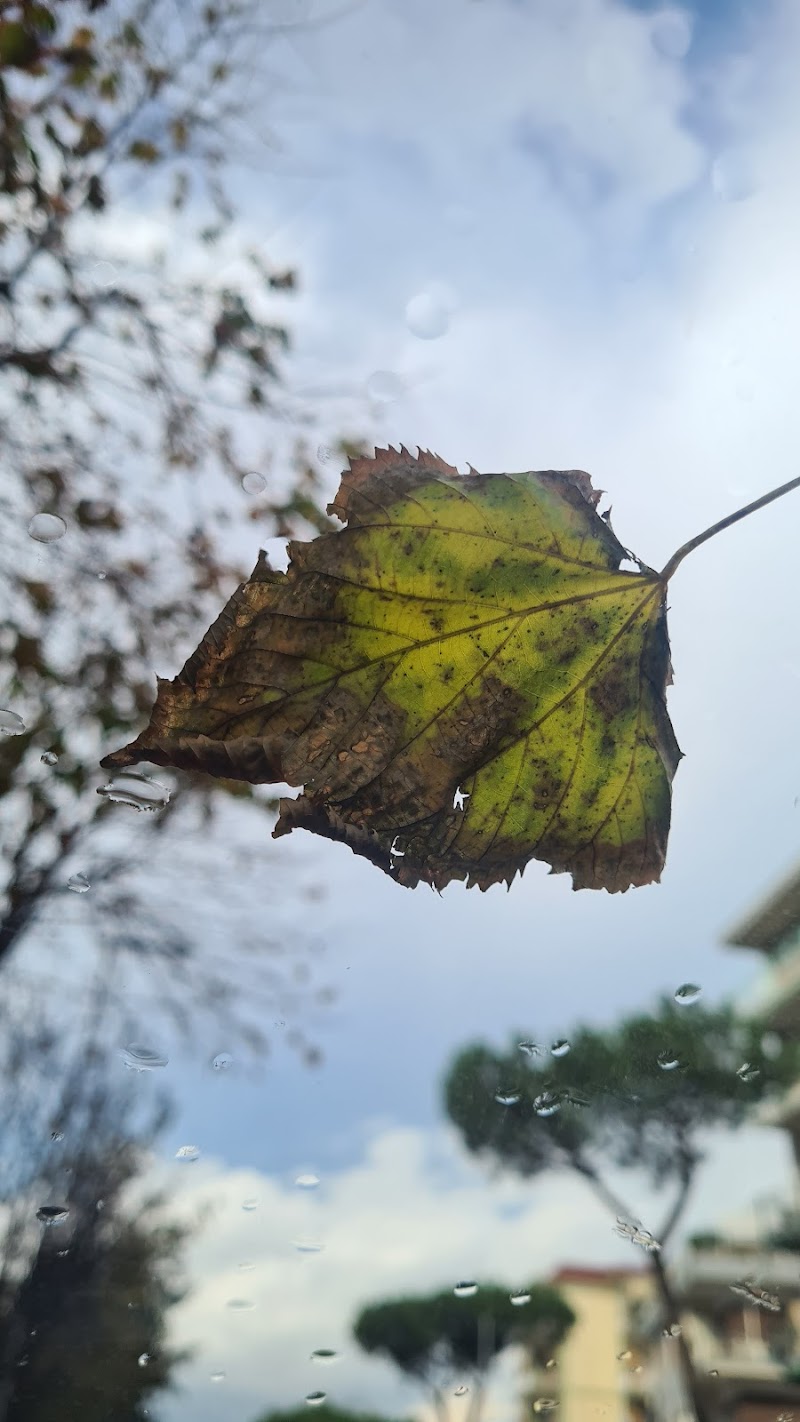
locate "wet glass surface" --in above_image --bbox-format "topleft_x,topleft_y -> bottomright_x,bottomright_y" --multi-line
2,2 -> 800,1421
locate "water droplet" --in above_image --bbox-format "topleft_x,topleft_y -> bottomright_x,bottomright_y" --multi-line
454,1281 -> 478,1298
36,1205 -> 69,1226
211,1052 -> 233,1071
454,1386 -> 469,1398
305,1393 -> 327,1407
175,1145 -> 199,1162
28,513 -> 66,543
311,1349 -> 338,1365
50,1130 -> 64,1142
708,1369 -> 719,1377
138,1353 -> 150,1368
730,1280 -> 780,1312
545,1358 -> 557,1370
96,569 -> 107,580
510,1290 -> 531,1306
518,1040 -> 542,1058
366,369 -> 403,402
67,872 -> 90,894
662,1322 -> 682,1338
737,1062 -> 760,1082
317,445 -> 333,463
711,150 -> 756,203
293,1236 -> 324,1253
226,1298 -> 255,1311
97,771 -> 170,812
0,709 -> 25,735
534,1091 -> 561,1117
239,1260 -> 255,1271
617,1350 -> 632,1362
40,750 -> 58,765
210,1371 -> 226,1383
533,1399 -> 558,1414
614,1218 -> 661,1252
241,1198 -> 259,1212
121,1043 -> 168,1072
405,287 -> 452,340
657,1051 -> 681,1071
551,1039 -> 571,1057
295,1172 -> 320,1189
92,260 -> 118,287
495,1091 -> 520,1106
674,982 -> 701,1005
651,9 -> 692,59
241,471 -> 267,495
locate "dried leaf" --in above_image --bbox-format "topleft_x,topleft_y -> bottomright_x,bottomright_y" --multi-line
104,448 -> 682,892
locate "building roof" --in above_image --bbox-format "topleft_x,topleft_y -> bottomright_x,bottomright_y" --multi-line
725,860 -> 800,953
550,1266 -> 645,1285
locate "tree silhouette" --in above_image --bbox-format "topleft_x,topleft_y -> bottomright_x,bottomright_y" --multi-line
353,1283 -> 574,1422
444,998 -> 800,1422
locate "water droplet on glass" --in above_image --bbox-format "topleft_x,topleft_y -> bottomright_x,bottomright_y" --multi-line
495,1091 -> 520,1106
40,750 -> 58,765
241,1198 -> 259,1212
534,1090 -> 561,1117
454,1281 -> 478,1298
651,9 -> 692,59
615,1217 -> 661,1252
92,260 -> 118,287
657,1051 -> 681,1071
510,1290 -> 532,1306
366,370 -> 403,402
454,1386 -> 469,1398
210,1371 -> 226,1383
0,709 -> 25,735
311,1349 -> 338,1365
617,1350 -> 632,1362
295,1172 -> 320,1190
305,1393 -> 327,1407
211,1052 -> 233,1071
551,1039 -> 571,1057
518,1040 -> 542,1058
121,1043 -> 168,1072
708,1369 -> 719,1377
317,445 -> 333,463
67,872 -> 90,894
674,983 -> 701,1005
662,1322 -> 682,1337
737,1062 -> 760,1082
138,1353 -> 150,1368
241,471 -> 267,495
293,1237 -> 324,1254
711,150 -> 756,203
96,569 -> 107,580
175,1145 -> 199,1162
533,1399 -> 558,1414
50,1130 -> 64,1143
226,1298 -> 255,1311
28,513 -> 66,543
405,287 -> 452,340
730,1280 -> 780,1312
36,1205 -> 69,1226
97,771 -> 170,812
239,1261 -> 255,1271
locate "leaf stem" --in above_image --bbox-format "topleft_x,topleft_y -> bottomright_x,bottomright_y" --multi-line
659,474 -> 800,583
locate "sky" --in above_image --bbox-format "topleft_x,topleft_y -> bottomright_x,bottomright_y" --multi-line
19,0 -> 800,1418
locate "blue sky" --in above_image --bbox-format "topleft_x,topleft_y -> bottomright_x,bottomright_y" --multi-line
39,0 -> 800,1417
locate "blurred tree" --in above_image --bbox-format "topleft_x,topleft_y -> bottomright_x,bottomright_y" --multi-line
443,998 -> 800,1422
0,0 -> 353,1044
353,1283 -> 574,1422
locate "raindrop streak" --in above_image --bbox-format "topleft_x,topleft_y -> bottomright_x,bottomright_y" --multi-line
67,873 -> 90,894
510,1291 -> 532,1306
212,1052 -> 234,1071
97,771 -> 170,812
534,1091 -> 561,1117
226,1298 -> 255,1311
295,1173 -> 320,1190
651,9 -> 692,59
121,1043 -> 168,1072
674,983 -> 702,1005
495,1091 -> 521,1106
366,370 -> 403,402
657,1051 -> 681,1071
310,1350 -> 338,1365
551,1040 -> 571,1057
36,1206 -> 69,1226
28,513 -> 66,543
305,1394 -> 327,1407
405,288 -> 451,340
175,1145 -> 200,1162
0,709 -> 25,735
519,1040 -> 542,1058
40,750 -> 58,765
241,471 -> 267,495
453,1282 -> 478,1298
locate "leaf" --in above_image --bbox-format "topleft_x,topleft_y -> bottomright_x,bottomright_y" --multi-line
103,448 -> 682,893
